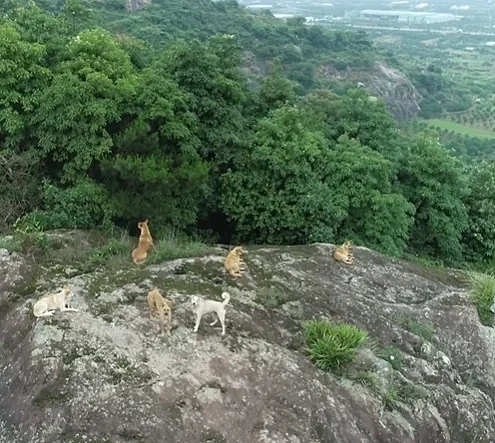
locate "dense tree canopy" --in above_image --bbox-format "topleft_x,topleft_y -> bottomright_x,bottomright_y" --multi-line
1,0 -> 494,269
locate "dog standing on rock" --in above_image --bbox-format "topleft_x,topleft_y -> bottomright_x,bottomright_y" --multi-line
191,292 -> 230,336
132,219 -> 155,265
147,288 -> 172,334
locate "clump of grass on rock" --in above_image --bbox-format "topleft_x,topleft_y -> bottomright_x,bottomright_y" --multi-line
303,319 -> 368,373
148,228 -> 212,263
467,270 -> 495,326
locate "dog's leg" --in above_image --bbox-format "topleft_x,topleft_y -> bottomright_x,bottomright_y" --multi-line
61,307 -> 80,312
166,311 -> 172,335
193,313 -> 202,333
210,315 -> 219,326
219,311 -> 226,336
37,311 -> 54,317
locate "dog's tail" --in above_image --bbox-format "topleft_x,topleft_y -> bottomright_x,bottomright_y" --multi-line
132,255 -> 147,265
221,291 -> 230,306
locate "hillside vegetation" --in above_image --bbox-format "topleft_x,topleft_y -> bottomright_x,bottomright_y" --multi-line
1,0 -> 495,270
373,30 -> 495,154
26,0 -> 376,93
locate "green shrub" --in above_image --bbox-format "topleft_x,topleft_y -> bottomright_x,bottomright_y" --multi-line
303,319 -> 368,373
25,179 -> 115,231
467,270 -> 495,326
12,216 -> 51,255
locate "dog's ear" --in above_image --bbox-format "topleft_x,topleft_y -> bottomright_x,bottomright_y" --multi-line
63,286 -> 71,296
143,219 -> 149,224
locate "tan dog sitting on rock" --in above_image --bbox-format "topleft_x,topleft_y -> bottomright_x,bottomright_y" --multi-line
224,246 -> 247,279
332,240 -> 354,265
132,219 -> 155,265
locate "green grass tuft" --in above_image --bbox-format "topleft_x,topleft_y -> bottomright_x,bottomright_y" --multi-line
397,316 -> 436,342
148,229 -> 211,263
377,346 -> 403,370
467,270 -> 495,326
382,385 -> 399,411
255,286 -> 289,309
303,319 -> 368,373
347,370 -> 378,389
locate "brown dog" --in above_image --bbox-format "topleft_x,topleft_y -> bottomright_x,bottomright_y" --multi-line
224,246 -> 247,279
333,240 -> 354,265
147,288 -> 172,334
132,219 -> 155,265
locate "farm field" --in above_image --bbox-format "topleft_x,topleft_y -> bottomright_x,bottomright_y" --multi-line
425,119 -> 495,139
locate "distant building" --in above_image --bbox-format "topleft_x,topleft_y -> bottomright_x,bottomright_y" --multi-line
360,10 -> 460,24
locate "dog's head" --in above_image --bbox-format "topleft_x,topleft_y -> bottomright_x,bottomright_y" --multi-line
342,240 -> 352,250
137,219 -> 149,231
232,246 -> 246,257
62,286 -> 72,298
190,295 -> 201,307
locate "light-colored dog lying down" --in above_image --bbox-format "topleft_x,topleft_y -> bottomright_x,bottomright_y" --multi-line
191,292 -> 230,336
33,287 -> 79,318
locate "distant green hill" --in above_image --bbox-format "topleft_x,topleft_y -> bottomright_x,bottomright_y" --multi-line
29,0 -> 377,93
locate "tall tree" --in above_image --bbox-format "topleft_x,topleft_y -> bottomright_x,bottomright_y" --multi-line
0,23 -> 50,149
463,161 -> 495,263
32,28 -> 136,182
398,134 -> 469,263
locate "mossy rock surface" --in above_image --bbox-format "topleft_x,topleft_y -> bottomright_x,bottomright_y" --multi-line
0,232 -> 493,443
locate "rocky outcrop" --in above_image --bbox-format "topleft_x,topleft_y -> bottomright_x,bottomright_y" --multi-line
0,234 -> 493,442
125,0 -> 151,12
318,62 -> 422,120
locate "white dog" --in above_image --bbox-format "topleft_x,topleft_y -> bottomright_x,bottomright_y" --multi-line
190,292 -> 230,336
33,287 -> 79,318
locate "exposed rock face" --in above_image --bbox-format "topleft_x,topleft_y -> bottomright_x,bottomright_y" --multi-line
125,0 -> 151,12
318,62 -> 422,120
0,236 -> 494,442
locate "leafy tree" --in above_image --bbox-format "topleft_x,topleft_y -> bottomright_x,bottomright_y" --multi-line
463,161 -> 495,263
0,148 -> 39,228
221,107 -> 414,255
99,66 -> 210,233
60,0 -> 93,35
221,105 -> 346,244
0,22 -> 50,148
397,135 -> 469,263
301,89 -> 399,161
32,28 -> 136,182
161,37 -> 248,167
330,136 -> 415,256
255,63 -> 297,117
